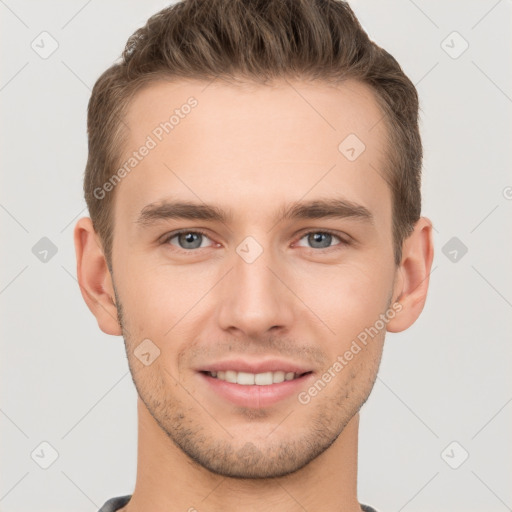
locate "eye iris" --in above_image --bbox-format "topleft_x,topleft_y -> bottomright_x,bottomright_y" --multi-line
179,232 -> 202,249
309,232 -> 332,249
173,232 -> 336,250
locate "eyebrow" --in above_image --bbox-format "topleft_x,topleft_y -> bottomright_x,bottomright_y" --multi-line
136,197 -> 374,227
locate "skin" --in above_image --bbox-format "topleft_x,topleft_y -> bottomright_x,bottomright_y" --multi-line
74,78 -> 434,512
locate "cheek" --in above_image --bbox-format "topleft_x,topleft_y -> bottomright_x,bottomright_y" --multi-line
118,261 -> 210,339
118,247 -> 394,343
293,257 -> 393,333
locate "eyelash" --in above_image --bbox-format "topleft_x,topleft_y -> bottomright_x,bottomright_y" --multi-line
160,228 -> 350,253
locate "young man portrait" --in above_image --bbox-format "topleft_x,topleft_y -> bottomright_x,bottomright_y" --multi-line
74,0 -> 434,510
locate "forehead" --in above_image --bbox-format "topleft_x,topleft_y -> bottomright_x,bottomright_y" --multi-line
115,77 -> 391,231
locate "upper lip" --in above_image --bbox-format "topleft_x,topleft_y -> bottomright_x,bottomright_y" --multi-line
198,358 -> 313,375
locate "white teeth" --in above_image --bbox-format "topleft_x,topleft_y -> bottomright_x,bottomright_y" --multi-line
272,371 -> 285,383
254,372 -> 272,385
225,370 -> 237,383
237,371 -> 255,385
209,370 -> 302,385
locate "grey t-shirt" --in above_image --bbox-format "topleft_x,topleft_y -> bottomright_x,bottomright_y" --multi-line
98,495 -> 379,511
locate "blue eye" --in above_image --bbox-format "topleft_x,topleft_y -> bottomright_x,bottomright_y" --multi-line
163,230 -> 214,250
296,231 -> 346,250
161,229 -> 349,253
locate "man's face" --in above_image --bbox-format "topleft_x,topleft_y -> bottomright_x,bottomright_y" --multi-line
109,78 -> 399,478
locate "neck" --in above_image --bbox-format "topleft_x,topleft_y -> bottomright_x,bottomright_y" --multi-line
123,397 -> 363,512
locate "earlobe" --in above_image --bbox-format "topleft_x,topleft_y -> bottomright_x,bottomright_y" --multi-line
73,217 -> 122,336
386,217 -> 434,333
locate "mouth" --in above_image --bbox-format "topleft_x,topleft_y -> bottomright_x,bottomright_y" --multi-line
197,369 -> 315,408
200,370 -> 313,386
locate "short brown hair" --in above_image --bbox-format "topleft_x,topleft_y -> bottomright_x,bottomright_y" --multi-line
84,0 -> 422,269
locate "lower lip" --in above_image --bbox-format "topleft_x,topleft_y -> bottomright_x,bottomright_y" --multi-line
198,371 -> 315,408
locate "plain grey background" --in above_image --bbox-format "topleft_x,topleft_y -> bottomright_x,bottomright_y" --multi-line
1,1 -> 511,511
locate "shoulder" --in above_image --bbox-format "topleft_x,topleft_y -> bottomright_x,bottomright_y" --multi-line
360,504 -> 380,512
98,495 -> 132,512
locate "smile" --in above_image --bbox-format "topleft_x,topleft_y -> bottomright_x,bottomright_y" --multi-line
205,370 -> 311,386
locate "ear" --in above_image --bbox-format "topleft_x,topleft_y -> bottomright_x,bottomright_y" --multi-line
386,217 -> 434,333
73,217 -> 122,336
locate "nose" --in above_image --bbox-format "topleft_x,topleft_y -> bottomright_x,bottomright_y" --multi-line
216,243 -> 295,338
